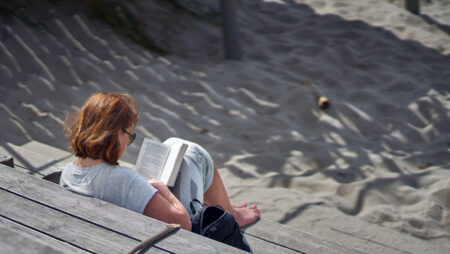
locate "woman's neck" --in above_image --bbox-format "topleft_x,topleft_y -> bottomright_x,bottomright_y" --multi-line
75,157 -> 104,167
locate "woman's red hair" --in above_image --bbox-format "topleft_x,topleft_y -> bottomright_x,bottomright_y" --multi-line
64,92 -> 138,165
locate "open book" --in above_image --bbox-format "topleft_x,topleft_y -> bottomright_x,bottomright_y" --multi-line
134,137 -> 188,187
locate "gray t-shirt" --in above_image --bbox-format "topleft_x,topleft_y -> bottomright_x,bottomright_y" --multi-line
60,162 -> 157,214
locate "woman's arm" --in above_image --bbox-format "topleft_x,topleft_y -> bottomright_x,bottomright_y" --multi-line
143,179 -> 192,231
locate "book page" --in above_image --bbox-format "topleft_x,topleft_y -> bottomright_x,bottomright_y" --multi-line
160,142 -> 188,187
135,138 -> 170,180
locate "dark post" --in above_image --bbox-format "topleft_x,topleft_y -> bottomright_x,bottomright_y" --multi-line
220,0 -> 241,60
405,0 -> 420,15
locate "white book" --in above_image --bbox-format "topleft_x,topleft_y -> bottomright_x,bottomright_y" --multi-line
134,137 -> 188,187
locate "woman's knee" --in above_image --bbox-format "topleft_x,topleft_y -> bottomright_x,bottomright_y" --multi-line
164,137 -> 214,190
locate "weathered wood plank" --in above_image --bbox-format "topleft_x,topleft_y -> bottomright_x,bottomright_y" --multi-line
0,141 -> 133,177
243,219 -> 365,254
0,142 -> 74,177
244,233 -> 301,254
0,217 -> 88,254
0,164 -> 246,253
0,189 -> 165,253
0,225 -> 64,254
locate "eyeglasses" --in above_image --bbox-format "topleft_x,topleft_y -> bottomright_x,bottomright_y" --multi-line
122,129 -> 136,145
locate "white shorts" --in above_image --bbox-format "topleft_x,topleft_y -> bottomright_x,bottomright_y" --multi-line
164,137 -> 214,217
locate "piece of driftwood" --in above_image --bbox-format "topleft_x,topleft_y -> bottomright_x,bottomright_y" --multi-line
128,224 -> 180,254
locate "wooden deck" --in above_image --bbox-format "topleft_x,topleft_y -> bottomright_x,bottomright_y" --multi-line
0,141 -> 365,253
1,163 -> 247,253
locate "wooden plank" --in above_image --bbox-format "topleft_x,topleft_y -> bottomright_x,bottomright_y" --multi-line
0,189 -> 164,253
0,141 -> 133,177
0,164 -> 246,253
0,142 -> 74,177
2,192 -> 283,254
22,140 -> 135,168
244,233 -> 301,254
0,225 -> 64,254
0,217 -> 88,254
243,219 -> 365,254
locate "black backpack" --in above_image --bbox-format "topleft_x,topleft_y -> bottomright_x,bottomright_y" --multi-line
190,199 -> 252,253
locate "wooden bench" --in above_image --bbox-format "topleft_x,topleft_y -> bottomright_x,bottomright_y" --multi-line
0,163 -> 249,253
0,141 -> 365,253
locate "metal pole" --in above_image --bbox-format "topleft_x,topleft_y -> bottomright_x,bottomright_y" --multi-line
220,0 -> 241,60
405,0 -> 420,15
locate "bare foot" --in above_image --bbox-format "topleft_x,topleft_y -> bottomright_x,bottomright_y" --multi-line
231,202 -> 260,228
232,201 -> 247,208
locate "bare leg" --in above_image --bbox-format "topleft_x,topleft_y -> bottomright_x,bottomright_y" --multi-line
204,166 -> 260,228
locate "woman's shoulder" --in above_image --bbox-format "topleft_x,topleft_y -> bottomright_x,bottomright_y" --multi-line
63,161 -> 137,177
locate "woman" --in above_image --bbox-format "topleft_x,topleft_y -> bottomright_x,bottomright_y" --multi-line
60,92 -> 260,231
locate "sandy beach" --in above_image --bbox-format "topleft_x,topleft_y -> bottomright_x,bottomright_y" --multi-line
1,0 -> 449,252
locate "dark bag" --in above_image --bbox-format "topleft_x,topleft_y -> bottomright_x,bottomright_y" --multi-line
190,199 -> 252,253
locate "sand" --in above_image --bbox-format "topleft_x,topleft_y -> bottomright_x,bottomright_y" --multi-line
0,0 -> 449,252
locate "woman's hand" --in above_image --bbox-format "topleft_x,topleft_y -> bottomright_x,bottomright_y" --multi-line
147,179 -> 172,199
147,179 -> 166,191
